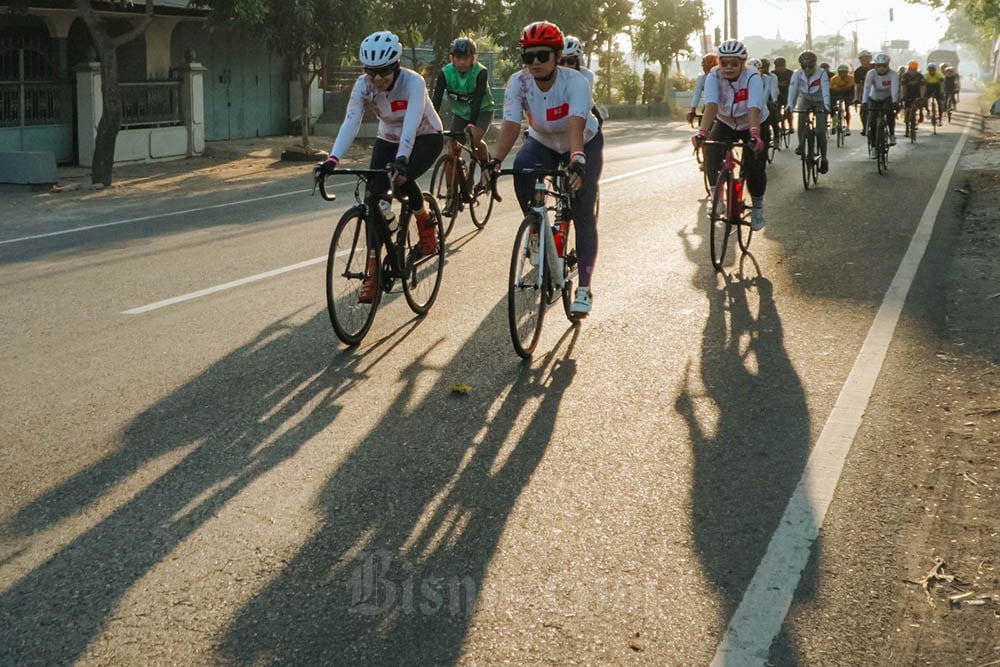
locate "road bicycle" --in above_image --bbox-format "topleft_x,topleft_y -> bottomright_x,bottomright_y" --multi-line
428,127 -> 495,237
689,113 -> 711,194
927,95 -> 941,134
831,98 -> 849,148
867,104 -> 891,174
314,167 -> 445,346
496,166 -> 580,359
795,110 -> 821,191
778,108 -> 793,148
903,99 -> 920,144
702,139 -> 753,271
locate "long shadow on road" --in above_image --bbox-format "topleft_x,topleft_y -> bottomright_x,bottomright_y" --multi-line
677,217 -> 812,644
0,309 -> 410,665
0,295 -> 577,665
220,304 -> 578,665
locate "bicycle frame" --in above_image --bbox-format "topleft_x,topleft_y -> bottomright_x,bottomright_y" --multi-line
510,169 -> 573,293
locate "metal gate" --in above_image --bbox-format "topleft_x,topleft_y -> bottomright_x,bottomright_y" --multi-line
0,27 -> 73,162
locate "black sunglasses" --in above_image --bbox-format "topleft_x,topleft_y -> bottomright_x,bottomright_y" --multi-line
521,50 -> 553,65
365,65 -> 395,78
559,56 -> 579,66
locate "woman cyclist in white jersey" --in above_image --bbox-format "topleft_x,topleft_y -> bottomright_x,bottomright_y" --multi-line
318,31 -> 444,302
861,53 -> 900,148
490,21 -> 603,317
693,39 -> 769,230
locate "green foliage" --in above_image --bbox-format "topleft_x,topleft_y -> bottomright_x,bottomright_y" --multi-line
632,0 -> 703,96
670,71 -> 694,91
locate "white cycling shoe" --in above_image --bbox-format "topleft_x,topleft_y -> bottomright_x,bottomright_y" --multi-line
570,287 -> 592,318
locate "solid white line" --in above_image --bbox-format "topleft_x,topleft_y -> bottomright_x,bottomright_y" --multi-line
122,256 -> 325,314
600,155 -> 693,184
120,157 -> 693,315
710,121 -> 972,666
1,188 -> 316,247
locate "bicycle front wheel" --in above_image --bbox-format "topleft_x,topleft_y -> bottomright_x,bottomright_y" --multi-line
559,218 -> 578,320
710,171 -> 731,271
327,208 -> 381,346
735,177 -> 753,253
508,214 -> 546,359
429,154 -> 459,238
466,159 -> 494,229
401,193 -> 446,314
801,149 -> 811,191
877,122 -> 889,174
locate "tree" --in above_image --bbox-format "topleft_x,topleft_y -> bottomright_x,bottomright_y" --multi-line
198,0 -> 368,150
632,0 -> 703,100
75,0 -> 155,186
906,0 -> 1000,77
382,0 -> 491,80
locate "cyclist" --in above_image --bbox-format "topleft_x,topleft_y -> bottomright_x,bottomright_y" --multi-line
318,31 -> 444,302
490,21 -> 603,316
687,53 -> 719,124
773,56 -> 793,136
786,50 -> 831,174
432,37 -> 494,166
923,62 -> 944,123
829,63 -> 855,135
759,58 -> 782,148
900,60 -> 925,131
819,62 -> 831,77
692,39 -> 770,231
942,64 -> 959,110
561,35 -> 604,127
854,50 -> 875,135
861,52 -> 899,148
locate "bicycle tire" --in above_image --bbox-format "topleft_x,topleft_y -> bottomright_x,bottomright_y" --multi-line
327,208 -> 380,346
400,193 -> 445,315
877,120 -> 888,174
429,154 -> 459,238
508,214 -> 546,359
467,159 -> 494,229
710,170 -> 731,271
801,143 -> 811,191
559,217 -> 578,320
782,125 -> 790,148
735,176 -> 753,253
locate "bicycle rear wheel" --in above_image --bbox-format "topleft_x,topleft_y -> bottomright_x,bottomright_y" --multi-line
876,121 -> 888,174
508,214 -> 546,359
429,154 -> 459,238
801,147 -> 811,191
466,159 -> 494,229
709,171 -> 732,271
401,193 -> 445,314
327,208 -> 381,346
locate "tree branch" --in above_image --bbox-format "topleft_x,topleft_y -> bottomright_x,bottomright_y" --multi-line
112,0 -> 155,48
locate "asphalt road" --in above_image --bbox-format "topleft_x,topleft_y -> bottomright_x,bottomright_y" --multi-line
0,108 -> 995,666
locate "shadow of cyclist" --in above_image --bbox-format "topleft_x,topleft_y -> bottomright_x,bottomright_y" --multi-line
675,235 -> 812,622
219,297 -> 577,664
0,309 -> 424,665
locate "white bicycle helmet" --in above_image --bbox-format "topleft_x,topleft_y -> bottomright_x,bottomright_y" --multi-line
873,52 -> 891,65
359,31 -> 402,68
716,39 -> 748,60
747,58 -> 762,69
563,35 -> 583,57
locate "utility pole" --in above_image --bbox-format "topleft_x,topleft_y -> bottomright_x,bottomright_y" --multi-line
729,0 -> 738,41
806,0 -> 815,49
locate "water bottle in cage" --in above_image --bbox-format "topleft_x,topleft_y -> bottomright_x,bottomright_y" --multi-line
379,199 -> 397,232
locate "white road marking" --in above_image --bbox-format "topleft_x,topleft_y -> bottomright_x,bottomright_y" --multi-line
710,121 -> 973,666
122,159 -> 693,315
122,256 -> 325,314
1,189 -> 318,246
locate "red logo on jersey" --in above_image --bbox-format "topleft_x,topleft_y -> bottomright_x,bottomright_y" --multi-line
881,80 -> 891,87
391,99 -> 408,112
546,103 -> 570,121
733,88 -> 748,103
808,78 -> 821,89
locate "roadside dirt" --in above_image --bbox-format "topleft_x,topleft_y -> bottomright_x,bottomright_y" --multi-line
884,116 -> 1000,665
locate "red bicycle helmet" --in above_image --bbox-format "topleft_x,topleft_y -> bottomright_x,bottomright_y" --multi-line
520,21 -> 564,49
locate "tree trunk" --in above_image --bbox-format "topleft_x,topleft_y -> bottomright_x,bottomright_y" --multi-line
92,47 -> 122,186
300,71 -> 313,149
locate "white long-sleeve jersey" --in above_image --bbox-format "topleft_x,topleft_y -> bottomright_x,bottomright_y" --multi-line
330,67 -> 443,161
861,68 -> 900,104
787,68 -> 830,111
502,67 -> 600,153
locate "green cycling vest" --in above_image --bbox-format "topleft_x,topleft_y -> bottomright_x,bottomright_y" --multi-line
443,61 -> 494,119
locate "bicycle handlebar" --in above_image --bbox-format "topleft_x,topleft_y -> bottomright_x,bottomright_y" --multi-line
312,166 -> 389,202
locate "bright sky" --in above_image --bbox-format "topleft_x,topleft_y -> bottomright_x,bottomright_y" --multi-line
702,0 -> 951,54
